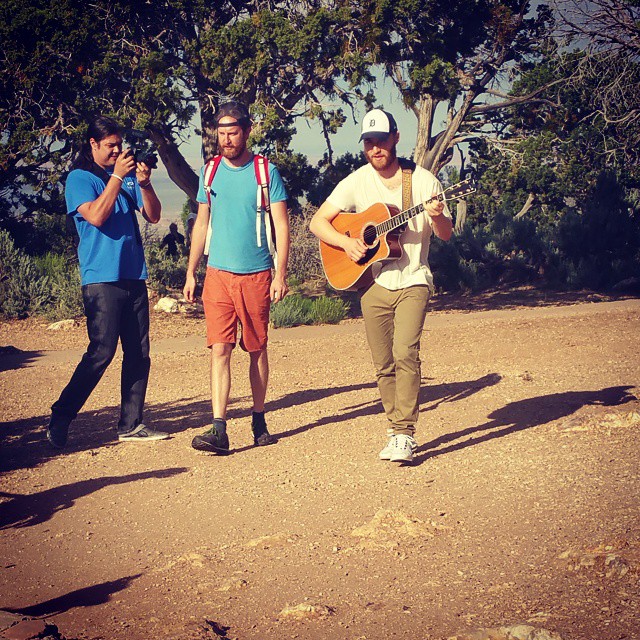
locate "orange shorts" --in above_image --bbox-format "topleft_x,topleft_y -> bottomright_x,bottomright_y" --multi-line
202,267 -> 272,352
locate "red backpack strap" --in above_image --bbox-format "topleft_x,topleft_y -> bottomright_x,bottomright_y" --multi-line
253,154 -> 270,211
253,155 -> 276,257
203,155 -> 223,208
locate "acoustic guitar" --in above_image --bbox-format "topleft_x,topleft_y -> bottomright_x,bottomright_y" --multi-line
319,179 -> 476,290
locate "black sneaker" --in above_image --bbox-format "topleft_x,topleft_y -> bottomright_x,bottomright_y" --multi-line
191,421 -> 230,454
251,412 -> 277,446
46,419 -> 69,449
118,423 -> 169,442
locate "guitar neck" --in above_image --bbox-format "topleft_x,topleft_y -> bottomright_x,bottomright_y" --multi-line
375,193 -> 444,237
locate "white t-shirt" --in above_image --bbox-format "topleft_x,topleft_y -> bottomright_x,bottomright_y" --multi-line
327,163 -> 451,291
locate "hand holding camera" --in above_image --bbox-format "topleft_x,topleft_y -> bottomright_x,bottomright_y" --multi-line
113,149 -> 136,180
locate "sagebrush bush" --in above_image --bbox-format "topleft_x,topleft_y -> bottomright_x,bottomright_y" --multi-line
270,293 -> 349,328
0,230 -> 53,318
145,243 -> 189,295
270,294 -> 314,328
287,207 -> 324,286
309,295 -> 348,325
33,252 -> 83,320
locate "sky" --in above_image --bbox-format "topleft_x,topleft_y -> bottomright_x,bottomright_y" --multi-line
151,78 -> 422,229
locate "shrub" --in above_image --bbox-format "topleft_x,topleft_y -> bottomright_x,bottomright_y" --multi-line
145,243 -> 188,295
287,206 -> 324,286
0,230 -> 52,318
309,295 -> 348,325
33,252 -> 83,320
270,293 -> 349,328
270,294 -> 314,328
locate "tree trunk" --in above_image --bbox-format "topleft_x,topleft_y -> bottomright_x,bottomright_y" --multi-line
413,96 -> 435,170
200,105 -> 218,161
148,131 -> 200,202
454,199 -> 467,234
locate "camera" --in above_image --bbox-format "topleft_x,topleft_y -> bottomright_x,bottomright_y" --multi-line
125,128 -> 158,169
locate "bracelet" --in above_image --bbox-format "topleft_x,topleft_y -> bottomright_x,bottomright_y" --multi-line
138,180 -> 151,188
112,174 -> 124,182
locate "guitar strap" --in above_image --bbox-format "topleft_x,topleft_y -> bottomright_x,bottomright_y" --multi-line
401,166 -> 412,211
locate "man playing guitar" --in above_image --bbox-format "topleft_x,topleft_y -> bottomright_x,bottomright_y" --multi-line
310,108 -> 453,464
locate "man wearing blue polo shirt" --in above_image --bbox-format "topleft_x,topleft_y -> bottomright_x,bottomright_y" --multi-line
46,115 -> 168,448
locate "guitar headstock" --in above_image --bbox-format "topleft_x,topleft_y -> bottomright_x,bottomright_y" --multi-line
443,178 -> 477,200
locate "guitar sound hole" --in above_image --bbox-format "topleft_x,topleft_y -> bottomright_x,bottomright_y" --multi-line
362,225 -> 377,246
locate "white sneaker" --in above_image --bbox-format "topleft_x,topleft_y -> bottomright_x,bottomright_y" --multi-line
389,434 -> 417,463
379,435 -> 397,460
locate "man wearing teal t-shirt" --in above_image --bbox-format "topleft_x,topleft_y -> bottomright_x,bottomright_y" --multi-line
184,101 -> 290,454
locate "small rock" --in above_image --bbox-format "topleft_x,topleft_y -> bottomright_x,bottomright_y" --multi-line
46,319 -> 76,331
154,297 -> 179,313
217,578 -> 248,592
351,509 -> 439,548
448,624 -> 563,640
278,603 -> 334,621
2,618 -> 53,640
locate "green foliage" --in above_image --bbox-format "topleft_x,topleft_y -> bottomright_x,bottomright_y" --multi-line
269,293 -> 348,328
0,230 -> 52,318
269,294 -> 314,328
145,243 -> 189,296
287,206 -> 324,286
309,295 -> 349,325
32,252 -> 83,320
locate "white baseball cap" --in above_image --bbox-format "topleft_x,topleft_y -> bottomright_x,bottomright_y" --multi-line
359,109 -> 398,141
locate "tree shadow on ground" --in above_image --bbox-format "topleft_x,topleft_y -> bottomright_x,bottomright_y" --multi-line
412,385 -> 636,466
0,467 -> 188,530
3,574 -> 142,617
0,347 -> 44,373
429,285 -> 635,314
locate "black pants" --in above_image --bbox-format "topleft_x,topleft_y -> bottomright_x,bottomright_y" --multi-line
51,280 -> 151,434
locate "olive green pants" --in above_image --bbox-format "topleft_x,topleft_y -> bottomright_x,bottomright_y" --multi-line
361,282 -> 431,436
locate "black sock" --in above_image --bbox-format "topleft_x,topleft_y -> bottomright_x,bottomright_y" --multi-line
251,411 -> 267,434
213,418 -> 227,435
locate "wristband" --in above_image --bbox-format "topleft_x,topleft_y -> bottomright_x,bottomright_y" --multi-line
112,174 -> 124,182
138,180 -> 151,188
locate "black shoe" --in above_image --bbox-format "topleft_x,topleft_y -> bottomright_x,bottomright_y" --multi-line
46,419 -> 69,449
192,421 -> 230,454
118,424 -> 169,442
251,412 -> 277,446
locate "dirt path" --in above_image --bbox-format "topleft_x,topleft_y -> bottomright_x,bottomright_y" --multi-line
1,293 -> 639,640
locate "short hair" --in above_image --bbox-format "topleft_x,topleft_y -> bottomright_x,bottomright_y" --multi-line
214,101 -> 251,130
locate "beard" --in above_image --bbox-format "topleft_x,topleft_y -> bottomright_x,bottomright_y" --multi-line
220,143 -> 245,160
366,144 -> 397,172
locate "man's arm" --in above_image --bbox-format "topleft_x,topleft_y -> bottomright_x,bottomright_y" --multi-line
309,200 -> 368,263
137,161 -> 161,224
183,202 -> 210,303
270,200 -> 289,303
425,199 -> 452,241
77,152 -> 136,226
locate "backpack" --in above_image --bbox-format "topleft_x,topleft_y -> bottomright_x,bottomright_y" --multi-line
202,154 -> 275,259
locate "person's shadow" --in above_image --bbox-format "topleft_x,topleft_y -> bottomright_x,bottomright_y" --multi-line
229,373 -> 503,454
0,467 -> 188,530
412,385 -> 636,465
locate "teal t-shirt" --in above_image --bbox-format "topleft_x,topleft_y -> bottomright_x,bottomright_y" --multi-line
196,157 -> 287,274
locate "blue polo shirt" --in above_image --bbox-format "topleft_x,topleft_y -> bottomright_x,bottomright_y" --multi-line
196,157 -> 287,274
65,169 -> 148,286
